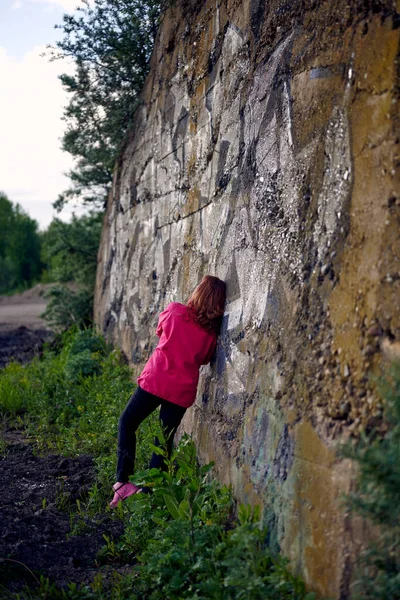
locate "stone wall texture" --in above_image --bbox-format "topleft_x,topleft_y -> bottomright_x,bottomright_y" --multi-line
94,1 -> 400,597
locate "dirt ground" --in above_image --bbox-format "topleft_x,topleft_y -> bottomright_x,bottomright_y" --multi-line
0,285 -> 53,368
0,434 -> 126,596
0,286 -> 132,596
0,284 -> 50,328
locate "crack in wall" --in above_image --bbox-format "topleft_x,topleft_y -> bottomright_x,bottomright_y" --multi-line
155,197 -> 215,231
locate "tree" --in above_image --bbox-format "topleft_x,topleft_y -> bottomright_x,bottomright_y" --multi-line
41,212 -> 103,287
41,212 -> 103,329
0,193 -> 14,258
48,0 -> 166,210
0,192 -> 42,293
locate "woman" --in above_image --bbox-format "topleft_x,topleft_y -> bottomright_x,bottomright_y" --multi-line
110,275 -> 226,508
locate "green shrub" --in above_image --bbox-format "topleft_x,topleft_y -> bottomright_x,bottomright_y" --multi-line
342,364 -> 400,599
0,329 -> 139,477
40,212 -> 104,331
68,329 -> 107,357
111,436 -> 314,600
42,285 -> 94,331
64,349 -> 103,382
1,328 -> 314,600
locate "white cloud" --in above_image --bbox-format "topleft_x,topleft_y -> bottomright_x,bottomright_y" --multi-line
30,0 -> 91,12
10,0 -> 93,14
0,44 -> 78,228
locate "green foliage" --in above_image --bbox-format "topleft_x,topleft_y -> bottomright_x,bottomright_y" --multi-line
64,348 -> 103,382
0,328 -> 162,528
47,0 -> 166,209
69,328 -> 107,356
1,328 -> 312,600
103,436 -> 313,600
342,364 -> 400,599
0,255 -> 17,292
41,213 -> 102,287
42,285 -> 94,330
1,330 -> 126,460
9,572 -> 131,599
0,192 -> 42,293
0,361 -> 29,415
40,212 -> 103,329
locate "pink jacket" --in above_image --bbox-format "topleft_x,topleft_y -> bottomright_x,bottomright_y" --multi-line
137,302 -> 217,408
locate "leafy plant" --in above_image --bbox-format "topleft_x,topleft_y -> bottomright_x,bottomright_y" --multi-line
42,285 -> 94,331
68,329 -> 107,356
64,349 -> 103,382
342,364 -> 400,599
55,481 -> 73,512
111,435 -> 314,600
40,212 -> 103,330
1,328 -> 313,600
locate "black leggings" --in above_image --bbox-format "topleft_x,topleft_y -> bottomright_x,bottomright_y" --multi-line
116,386 -> 186,482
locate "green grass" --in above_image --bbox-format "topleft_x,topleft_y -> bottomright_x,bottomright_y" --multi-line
0,328 -> 159,508
0,328 -> 315,600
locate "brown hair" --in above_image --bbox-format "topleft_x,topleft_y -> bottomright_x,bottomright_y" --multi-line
187,275 -> 226,334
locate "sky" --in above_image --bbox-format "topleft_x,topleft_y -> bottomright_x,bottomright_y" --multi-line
0,0 -> 90,229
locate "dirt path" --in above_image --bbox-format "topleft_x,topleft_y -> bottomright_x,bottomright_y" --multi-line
0,303 -> 48,332
0,285 -> 53,368
0,284 -> 51,331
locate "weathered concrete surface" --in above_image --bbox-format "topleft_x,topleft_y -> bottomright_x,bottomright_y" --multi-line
95,1 -> 400,596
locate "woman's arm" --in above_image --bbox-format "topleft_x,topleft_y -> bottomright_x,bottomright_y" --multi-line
202,337 -> 217,365
156,304 -> 173,337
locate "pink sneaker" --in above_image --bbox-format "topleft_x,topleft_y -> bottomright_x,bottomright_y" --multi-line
109,482 -> 142,508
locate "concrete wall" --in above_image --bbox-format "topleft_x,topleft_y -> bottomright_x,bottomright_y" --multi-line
94,1 -> 400,596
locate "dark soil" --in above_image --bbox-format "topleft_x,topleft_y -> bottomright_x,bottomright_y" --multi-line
0,326 -> 54,369
0,434 -> 127,596
0,284 -> 54,369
